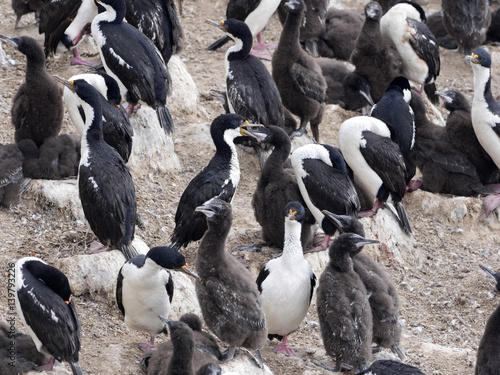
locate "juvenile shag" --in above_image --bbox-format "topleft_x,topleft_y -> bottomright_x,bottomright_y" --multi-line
38,0 -> 98,66
467,47 -> 500,215
322,211 -> 404,360
475,265 -> 500,375
0,143 -> 23,208
170,114 -> 258,251
437,90 -> 500,185
272,0 -> 326,140
380,1 -> 440,104
56,77 -> 138,260
91,0 -> 174,134
442,0 -> 490,54
350,2 -> 402,104
355,359 -> 426,375
427,11 -> 458,50
11,0 -> 44,29
0,35 -> 63,147
14,257 -> 83,375
116,246 -> 199,350
316,233 -> 377,372
256,202 -> 316,356
371,76 -> 416,184
338,116 -> 412,234
195,199 -> 267,367
208,18 -> 285,128
63,72 -> 133,162
291,143 -> 360,251
125,0 -> 184,64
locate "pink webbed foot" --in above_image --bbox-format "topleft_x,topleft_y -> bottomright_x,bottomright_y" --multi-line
255,32 -> 277,50
407,180 -> 422,192
125,102 -> 141,115
250,48 -> 273,60
359,200 -> 386,218
305,234 -> 332,253
273,336 -> 297,357
484,193 -> 500,216
88,241 -> 110,254
138,335 -> 156,351
70,47 -> 100,67
36,357 -> 55,371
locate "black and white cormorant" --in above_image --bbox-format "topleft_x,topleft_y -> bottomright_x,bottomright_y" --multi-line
170,114 -> 259,251
475,265 -> 500,375
467,47 -> 500,215
0,35 -> 63,147
338,115 -> 412,234
116,246 -> 199,351
256,201 -> 316,356
355,359 -> 426,375
437,90 -> 500,185
38,0 -> 98,66
350,1 -> 402,104
0,143 -> 23,208
195,198 -> 267,367
316,233 -> 377,372
14,257 -> 83,375
371,76 -> 416,184
442,0 -> 490,54
63,72 -> 133,163
208,18 -> 285,128
91,0 -> 174,134
321,211 -> 404,360
291,143 -> 360,251
207,0 -> 281,60
380,1 -> 441,103
272,0 -> 326,141
56,77 -> 139,260
125,0 -> 184,64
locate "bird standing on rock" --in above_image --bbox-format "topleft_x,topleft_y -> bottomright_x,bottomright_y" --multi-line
91,0 -> 174,133
272,0 -> 326,141
195,199 -> 267,367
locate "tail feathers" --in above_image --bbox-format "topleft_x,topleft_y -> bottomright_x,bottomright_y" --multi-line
119,243 -> 139,261
424,82 -> 439,105
207,35 -> 233,51
156,105 -> 175,135
395,201 -> 412,235
70,361 -> 84,375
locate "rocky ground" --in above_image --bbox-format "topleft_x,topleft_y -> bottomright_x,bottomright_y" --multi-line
1,0 -> 500,374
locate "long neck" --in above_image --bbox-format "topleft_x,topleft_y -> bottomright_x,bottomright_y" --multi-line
25,53 -> 46,79
472,65 -> 492,105
227,35 -> 251,61
262,139 -> 290,178
330,250 -> 352,272
279,8 -> 303,52
197,218 -> 231,259
282,219 -> 303,258
168,335 -> 194,375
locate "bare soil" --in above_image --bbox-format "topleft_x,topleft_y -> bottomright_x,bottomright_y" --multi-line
1,0 -> 500,374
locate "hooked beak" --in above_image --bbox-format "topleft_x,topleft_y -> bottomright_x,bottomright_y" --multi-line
206,20 -> 227,32
435,91 -> 453,104
239,122 -> 266,141
195,203 -> 215,217
0,34 -> 19,48
465,53 -> 479,65
322,210 -> 346,232
54,76 -> 76,93
480,264 -> 499,283
179,264 -> 201,281
353,237 -> 379,248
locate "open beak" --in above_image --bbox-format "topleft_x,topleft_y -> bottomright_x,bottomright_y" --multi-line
53,76 -> 76,93
239,122 -> 266,141
179,264 -> 201,281
206,20 -> 227,32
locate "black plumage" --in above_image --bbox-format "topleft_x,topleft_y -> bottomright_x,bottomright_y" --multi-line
475,265 -> 500,375
355,359 -> 426,375
195,199 -> 267,366
442,0 -> 490,54
322,211 -> 404,360
371,76 -> 416,184
11,0 -> 44,29
272,0 -> 326,141
380,1 -> 441,104
14,257 -> 83,375
0,143 -> 23,208
437,90 -> 500,185
56,77 -> 138,260
350,1 -> 402,103
247,126 -> 314,251
317,6 -> 364,60
291,143 -> 360,251
426,11 -> 458,50
91,0 -> 174,134
64,72 -> 133,163
170,114 -> 255,251
339,115 -> 412,234
0,35 -> 63,147
210,18 -> 285,128
125,0 -> 184,64
316,233 -> 377,372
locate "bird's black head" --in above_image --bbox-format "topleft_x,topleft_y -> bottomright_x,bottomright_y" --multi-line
329,233 -> 379,258
468,48 -> 492,69
260,125 -> 288,147
343,72 -> 374,110
195,198 -> 233,224
365,2 -> 382,20
284,201 -> 306,224
179,313 -> 202,332
219,19 -> 252,41
0,35 -> 45,64
210,113 -> 261,147
323,144 -> 348,175
166,320 -> 194,349
436,90 -> 471,112
147,246 -> 200,280
322,211 -> 365,236
64,78 -> 102,109
95,72 -> 122,105
284,0 -> 304,14
396,1 -> 426,23
23,259 -> 73,304
480,265 -> 500,293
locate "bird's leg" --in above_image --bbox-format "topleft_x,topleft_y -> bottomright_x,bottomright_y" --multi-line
483,193 -> 500,216
407,179 -> 423,192
289,118 -> 309,139
70,47 -> 100,67
220,345 -> 236,362
359,200 -> 385,218
272,335 -> 297,357
125,102 -> 142,115
138,335 -> 155,351
88,241 -> 110,254
304,234 -> 332,253
232,241 -> 271,253
36,357 -> 55,371
253,32 -> 277,50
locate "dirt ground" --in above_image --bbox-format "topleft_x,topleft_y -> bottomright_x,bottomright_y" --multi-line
1,0 -> 500,374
